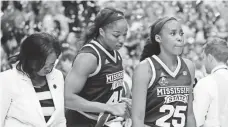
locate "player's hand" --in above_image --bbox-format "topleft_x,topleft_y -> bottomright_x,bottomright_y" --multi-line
108,102 -> 127,117
121,98 -> 132,107
120,98 -> 132,118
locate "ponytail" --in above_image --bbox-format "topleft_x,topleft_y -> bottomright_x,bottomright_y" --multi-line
140,37 -> 160,61
81,24 -> 99,45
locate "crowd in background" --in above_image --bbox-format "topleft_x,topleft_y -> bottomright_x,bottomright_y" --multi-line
1,0 -> 228,80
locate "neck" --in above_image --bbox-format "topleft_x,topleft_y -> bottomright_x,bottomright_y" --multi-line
31,73 -> 46,87
97,36 -> 112,51
32,75 -> 45,80
158,51 -> 178,71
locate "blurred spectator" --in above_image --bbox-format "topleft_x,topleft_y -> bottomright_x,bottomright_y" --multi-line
1,1 -> 228,81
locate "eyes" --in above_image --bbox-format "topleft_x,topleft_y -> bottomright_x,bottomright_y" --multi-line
112,33 -> 127,39
170,31 -> 184,36
113,34 -> 120,38
43,63 -> 55,70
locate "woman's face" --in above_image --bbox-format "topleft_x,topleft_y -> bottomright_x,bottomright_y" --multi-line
37,52 -> 57,76
102,19 -> 128,50
159,20 -> 185,55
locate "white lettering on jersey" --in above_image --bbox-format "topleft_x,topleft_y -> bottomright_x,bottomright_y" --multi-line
157,86 -> 190,104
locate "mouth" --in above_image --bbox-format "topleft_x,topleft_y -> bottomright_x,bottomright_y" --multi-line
44,70 -> 52,74
175,45 -> 184,48
116,44 -> 123,48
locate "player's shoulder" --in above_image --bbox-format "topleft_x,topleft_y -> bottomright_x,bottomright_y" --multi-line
80,43 -> 98,53
136,58 -> 151,71
134,58 -> 153,77
181,57 -> 195,78
182,57 -> 195,70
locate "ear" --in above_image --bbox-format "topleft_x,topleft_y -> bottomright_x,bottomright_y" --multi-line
99,28 -> 105,37
208,54 -> 215,62
155,34 -> 161,43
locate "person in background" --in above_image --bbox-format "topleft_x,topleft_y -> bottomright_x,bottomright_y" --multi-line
0,32 -> 66,127
193,37 -> 228,127
131,17 -> 196,127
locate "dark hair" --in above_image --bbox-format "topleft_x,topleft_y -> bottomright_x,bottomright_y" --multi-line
9,32 -> 61,78
81,7 -> 125,45
140,17 -> 177,61
204,37 -> 228,63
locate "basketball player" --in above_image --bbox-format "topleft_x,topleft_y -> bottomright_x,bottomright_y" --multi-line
64,7 -> 129,127
131,17 -> 196,127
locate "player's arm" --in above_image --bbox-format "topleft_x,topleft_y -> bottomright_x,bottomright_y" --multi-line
183,58 -> 197,127
64,53 -> 126,116
131,60 -> 152,127
65,53 -> 109,112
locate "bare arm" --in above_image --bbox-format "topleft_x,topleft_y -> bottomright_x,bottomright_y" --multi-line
64,53 -> 112,113
183,58 -> 197,127
131,60 -> 152,127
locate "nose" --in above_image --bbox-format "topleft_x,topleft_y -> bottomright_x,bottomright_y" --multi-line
176,35 -> 182,42
45,68 -> 53,74
118,35 -> 125,44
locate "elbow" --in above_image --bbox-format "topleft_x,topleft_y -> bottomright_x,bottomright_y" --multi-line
64,92 -> 75,108
132,119 -> 144,127
132,116 -> 144,124
64,91 -> 84,111
132,113 -> 145,127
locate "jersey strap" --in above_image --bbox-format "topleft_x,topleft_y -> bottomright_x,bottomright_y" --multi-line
82,43 -> 102,77
91,40 -> 118,63
146,57 -> 156,88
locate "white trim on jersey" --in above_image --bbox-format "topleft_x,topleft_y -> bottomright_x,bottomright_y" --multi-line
83,44 -> 102,77
91,40 -> 117,63
146,58 -> 156,88
152,55 -> 181,78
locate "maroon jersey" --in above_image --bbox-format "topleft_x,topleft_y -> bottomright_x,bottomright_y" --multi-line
144,55 -> 191,127
66,40 -> 124,126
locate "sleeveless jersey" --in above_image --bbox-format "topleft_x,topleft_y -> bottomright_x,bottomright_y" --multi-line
66,40 -> 124,125
145,55 -> 191,127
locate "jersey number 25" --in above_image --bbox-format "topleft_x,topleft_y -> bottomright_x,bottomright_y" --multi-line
156,105 -> 187,127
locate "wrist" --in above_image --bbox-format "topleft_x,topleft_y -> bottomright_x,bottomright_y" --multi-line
89,101 -> 112,113
105,104 -> 113,114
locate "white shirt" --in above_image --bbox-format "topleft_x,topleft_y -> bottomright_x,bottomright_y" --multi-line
193,65 -> 228,127
0,68 -> 66,127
